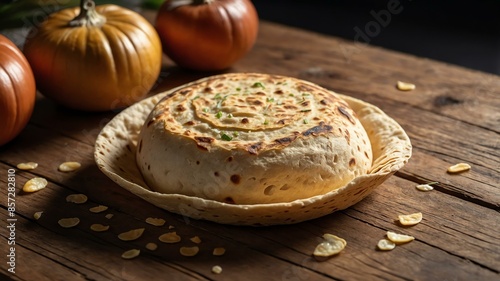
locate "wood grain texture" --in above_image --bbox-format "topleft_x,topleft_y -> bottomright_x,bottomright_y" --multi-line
0,11 -> 499,281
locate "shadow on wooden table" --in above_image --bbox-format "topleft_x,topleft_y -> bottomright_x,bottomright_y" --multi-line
4,66 -> 345,277
14,157 -> 338,274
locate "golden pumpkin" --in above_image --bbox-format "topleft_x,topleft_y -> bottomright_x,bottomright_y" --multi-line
23,0 -> 162,111
0,34 -> 36,146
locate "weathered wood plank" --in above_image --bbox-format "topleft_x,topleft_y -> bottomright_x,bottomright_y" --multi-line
0,218 -> 208,281
0,243 -> 88,281
342,176 -> 500,272
0,162 -> 337,281
0,171 -> 210,281
3,161 -> 497,281
200,179 -> 499,281
2,132 -> 498,280
348,94 -> 500,208
236,22 -> 500,131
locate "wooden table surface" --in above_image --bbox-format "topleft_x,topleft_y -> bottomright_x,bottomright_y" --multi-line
1,9 -> 499,281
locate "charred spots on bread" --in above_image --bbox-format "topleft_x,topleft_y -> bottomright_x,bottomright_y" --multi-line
297,83 -> 314,92
154,108 -> 168,118
134,73 -> 377,207
274,135 -> 297,146
337,106 -> 356,125
176,104 -> 186,111
344,129 -> 351,145
157,92 -> 176,105
194,136 -> 214,150
246,96 -> 263,106
230,174 -> 241,184
300,100 -> 310,107
247,142 -> 263,155
302,122 -> 333,137
195,136 -> 214,143
147,110 -> 168,127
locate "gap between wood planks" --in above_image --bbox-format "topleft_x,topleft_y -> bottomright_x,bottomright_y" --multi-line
0,212 -> 209,281
0,167 -> 336,281
395,171 -> 499,210
339,207 -> 498,273
0,175 -> 212,281
1,161 -> 498,280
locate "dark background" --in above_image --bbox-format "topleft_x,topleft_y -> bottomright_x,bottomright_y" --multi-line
0,0 -> 498,75
252,0 -> 500,75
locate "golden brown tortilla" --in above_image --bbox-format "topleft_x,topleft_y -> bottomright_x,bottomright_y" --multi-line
136,73 -> 373,204
94,73 -> 411,226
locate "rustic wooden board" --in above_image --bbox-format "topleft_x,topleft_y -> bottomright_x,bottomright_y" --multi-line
1,142 -> 498,280
1,13 -> 499,281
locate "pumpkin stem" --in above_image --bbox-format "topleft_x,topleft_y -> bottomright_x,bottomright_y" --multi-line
69,0 -> 106,27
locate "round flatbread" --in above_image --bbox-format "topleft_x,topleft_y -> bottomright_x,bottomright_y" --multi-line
136,73 -> 372,204
94,73 -> 412,226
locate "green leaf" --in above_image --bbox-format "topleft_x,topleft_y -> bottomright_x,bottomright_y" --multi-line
252,82 -> 265,89
220,133 -> 233,141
